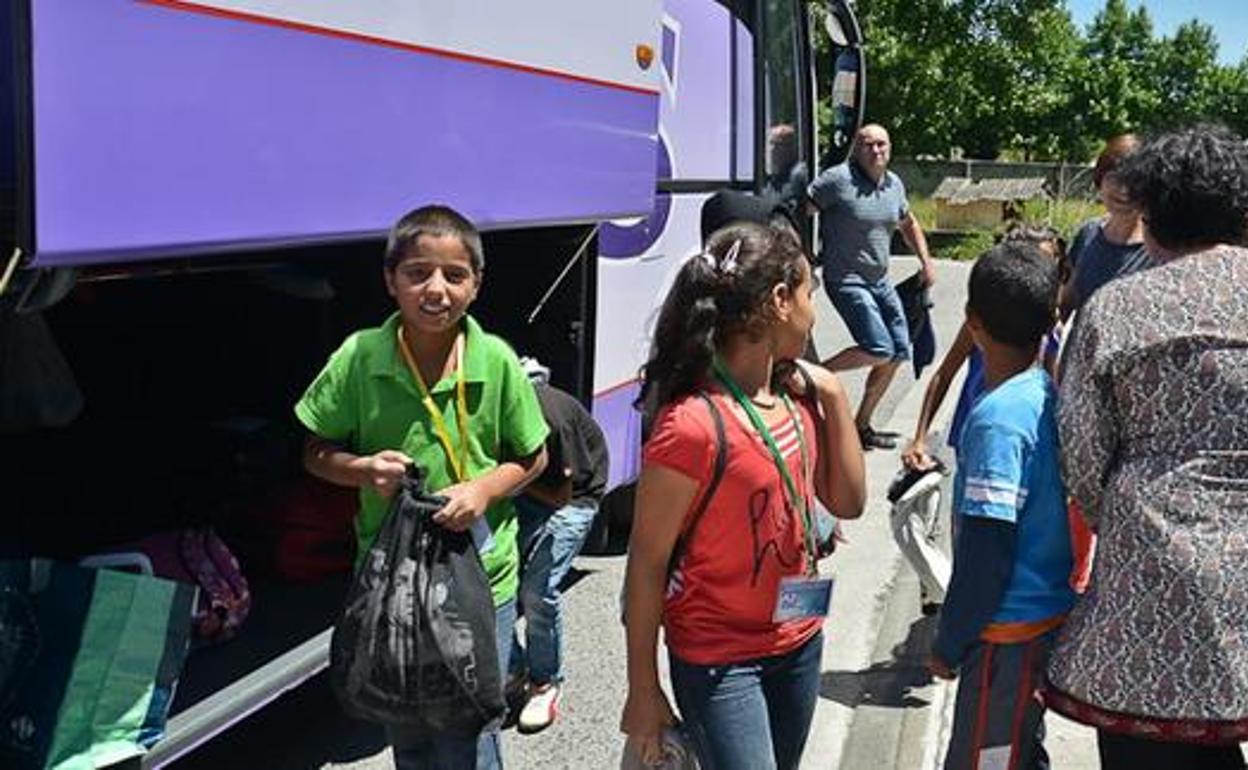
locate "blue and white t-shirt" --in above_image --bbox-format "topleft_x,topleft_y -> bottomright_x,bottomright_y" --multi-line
953,367 -> 1076,624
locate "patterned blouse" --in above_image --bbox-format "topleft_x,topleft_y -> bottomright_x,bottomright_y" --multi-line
1046,246 -> 1248,741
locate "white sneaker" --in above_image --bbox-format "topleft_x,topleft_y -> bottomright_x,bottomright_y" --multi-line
517,683 -> 561,734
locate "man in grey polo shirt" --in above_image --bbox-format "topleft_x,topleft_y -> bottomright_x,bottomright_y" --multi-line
806,124 -> 935,450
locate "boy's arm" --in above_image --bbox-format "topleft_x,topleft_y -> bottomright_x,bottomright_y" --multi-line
931,418 -> 1029,675
302,435 -> 411,500
903,322 -> 974,470
521,427 -> 572,509
931,516 -> 1018,674
524,476 -> 574,509
433,447 -> 548,532
435,343 -> 551,531
296,335 -> 415,498
523,408 -> 575,508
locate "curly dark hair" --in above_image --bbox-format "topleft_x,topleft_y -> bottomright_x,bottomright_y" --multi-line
637,222 -> 808,410
1118,124 -> 1248,253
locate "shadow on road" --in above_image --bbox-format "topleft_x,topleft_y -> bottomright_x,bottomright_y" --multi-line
819,615 -> 939,710
559,565 -> 595,593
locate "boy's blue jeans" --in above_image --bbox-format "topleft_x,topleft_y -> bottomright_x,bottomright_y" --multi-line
387,598 -> 516,770
668,631 -> 823,770
509,495 -> 596,685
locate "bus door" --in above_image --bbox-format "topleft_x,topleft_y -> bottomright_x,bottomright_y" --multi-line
591,0 -> 864,526
759,0 -> 865,232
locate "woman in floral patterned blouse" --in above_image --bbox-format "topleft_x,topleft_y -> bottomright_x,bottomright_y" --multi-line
1045,125 -> 1248,769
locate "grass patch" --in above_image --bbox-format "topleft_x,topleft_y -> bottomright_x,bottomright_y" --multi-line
938,230 -> 997,261
909,196 -> 939,231
1019,197 -> 1104,236
911,195 -> 1104,261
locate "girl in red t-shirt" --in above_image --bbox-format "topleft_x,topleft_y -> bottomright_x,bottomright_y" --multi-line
621,221 -> 865,769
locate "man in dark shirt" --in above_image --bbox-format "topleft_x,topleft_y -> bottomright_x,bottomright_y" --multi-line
509,357 -> 609,733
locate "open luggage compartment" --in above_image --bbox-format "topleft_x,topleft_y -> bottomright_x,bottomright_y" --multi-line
0,225 -> 596,766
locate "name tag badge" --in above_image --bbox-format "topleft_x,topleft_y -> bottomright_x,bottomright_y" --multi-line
773,575 -> 834,622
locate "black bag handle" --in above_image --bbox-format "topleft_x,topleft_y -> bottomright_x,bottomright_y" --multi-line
665,391 -> 727,577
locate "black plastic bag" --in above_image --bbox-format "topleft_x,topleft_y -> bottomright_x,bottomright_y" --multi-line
329,466 -> 505,735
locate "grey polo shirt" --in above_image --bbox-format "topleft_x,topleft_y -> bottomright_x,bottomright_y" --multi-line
808,162 -> 909,284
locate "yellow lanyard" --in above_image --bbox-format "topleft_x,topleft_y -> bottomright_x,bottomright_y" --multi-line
397,327 -> 471,483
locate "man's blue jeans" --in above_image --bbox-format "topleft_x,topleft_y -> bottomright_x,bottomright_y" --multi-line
668,632 -> 823,770
509,495 -> 597,685
387,598 -> 516,770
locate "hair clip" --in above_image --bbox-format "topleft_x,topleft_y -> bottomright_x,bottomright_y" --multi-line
695,238 -> 743,277
719,239 -> 742,275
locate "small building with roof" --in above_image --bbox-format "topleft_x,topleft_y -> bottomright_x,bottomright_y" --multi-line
932,176 -> 1050,230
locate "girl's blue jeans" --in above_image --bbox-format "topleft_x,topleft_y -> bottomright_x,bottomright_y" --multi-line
669,631 -> 823,770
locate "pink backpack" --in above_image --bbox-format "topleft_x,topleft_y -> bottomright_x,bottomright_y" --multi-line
109,528 -> 252,644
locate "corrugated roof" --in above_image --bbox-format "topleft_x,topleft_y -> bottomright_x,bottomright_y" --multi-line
933,176 -> 1050,203
932,177 -> 973,199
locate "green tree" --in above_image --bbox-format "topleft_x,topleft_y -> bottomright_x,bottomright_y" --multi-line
1147,20 -> 1222,129
811,0 -> 1248,164
1208,59 -> 1248,136
835,0 -> 1086,160
840,0 -> 970,156
1063,0 -> 1157,154
958,0 -> 1084,160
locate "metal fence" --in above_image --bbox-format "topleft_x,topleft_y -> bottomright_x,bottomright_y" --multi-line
892,158 -> 1096,200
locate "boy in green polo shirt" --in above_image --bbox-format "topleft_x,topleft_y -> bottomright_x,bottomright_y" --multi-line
295,204 -> 549,770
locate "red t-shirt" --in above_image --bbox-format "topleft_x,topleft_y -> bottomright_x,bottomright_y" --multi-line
645,390 -> 822,666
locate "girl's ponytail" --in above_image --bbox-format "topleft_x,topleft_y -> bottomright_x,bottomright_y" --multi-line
636,248 -> 725,412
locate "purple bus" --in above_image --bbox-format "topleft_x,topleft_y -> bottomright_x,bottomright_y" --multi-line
0,1 -> 863,765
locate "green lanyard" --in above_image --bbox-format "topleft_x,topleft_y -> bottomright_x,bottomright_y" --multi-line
712,360 -> 818,573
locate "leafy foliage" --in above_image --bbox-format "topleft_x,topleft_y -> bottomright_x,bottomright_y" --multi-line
814,0 -> 1248,161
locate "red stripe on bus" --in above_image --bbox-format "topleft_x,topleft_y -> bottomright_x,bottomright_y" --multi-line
593,377 -> 642,400
139,0 -> 660,97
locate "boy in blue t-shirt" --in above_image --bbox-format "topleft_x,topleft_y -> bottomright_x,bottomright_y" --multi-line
929,242 -> 1076,770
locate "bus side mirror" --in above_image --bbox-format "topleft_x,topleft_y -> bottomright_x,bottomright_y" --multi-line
824,9 -> 849,46
819,1 -> 865,169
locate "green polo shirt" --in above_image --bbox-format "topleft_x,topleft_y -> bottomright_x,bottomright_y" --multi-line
294,313 -> 549,605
